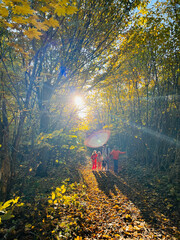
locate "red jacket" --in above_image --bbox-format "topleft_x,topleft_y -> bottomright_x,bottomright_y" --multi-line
91,153 -> 97,160
110,150 -> 126,160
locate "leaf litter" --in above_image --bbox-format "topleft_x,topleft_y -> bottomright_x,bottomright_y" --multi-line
0,163 -> 179,239
79,164 -> 179,239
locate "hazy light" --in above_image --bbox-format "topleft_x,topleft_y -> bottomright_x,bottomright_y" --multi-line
78,110 -> 87,118
74,95 -> 87,118
74,96 -> 84,107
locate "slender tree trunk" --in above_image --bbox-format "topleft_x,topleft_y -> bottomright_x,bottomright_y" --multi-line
0,99 -> 11,201
146,83 -> 149,127
11,111 -> 26,177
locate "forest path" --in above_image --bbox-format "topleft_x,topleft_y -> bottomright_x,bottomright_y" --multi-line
80,163 -> 179,239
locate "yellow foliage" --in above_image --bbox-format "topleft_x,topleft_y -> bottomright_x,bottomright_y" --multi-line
30,17 -> 48,31
54,5 -> 66,16
77,124 -> 89,131
39,6 -> 49,13
45,17 -> 59,28
0,6 -> 9,17
70,145 -> 76,150
1,197 -> 20,210
52,192 -> 56,200
66,6 -> 77,15
11,16 -> 28,24
56,192 -> 62,197
61,185 -> 66,194
1,0 -> 76,39
56,187 -> 61,192
24,28 -> 42,40
12,5 -> 34,15
1,200 -> 14,209
75,237 -> 82,240
61,0 -> 69,4
2,0 -> 11,5
0,197 -> 22,224
138,7 -> 148,15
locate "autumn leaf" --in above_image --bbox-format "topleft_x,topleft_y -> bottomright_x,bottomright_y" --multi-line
61,185 -> 66,193
113,205 -> 120,210
34,21 -> 49,31
66,6 -> 77,15
54,5 -> 66,16
12,5 -> 34,15
0,5 -> 9,17
2,199 -> 14,209
52,191 -> 56,200
24,28 -> 42,40
12,16 -> 28,24
45,17 -> 59,28
75,237 -> 82,240
70,145 -> 76,150
39,6 -> 49,13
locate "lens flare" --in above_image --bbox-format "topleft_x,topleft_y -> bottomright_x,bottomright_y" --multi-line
84,130 -> 111,148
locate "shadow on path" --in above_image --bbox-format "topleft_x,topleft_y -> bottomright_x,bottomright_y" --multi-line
93,171 -> 179,238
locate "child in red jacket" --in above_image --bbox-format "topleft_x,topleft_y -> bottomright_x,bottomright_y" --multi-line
91,150 -> 97,170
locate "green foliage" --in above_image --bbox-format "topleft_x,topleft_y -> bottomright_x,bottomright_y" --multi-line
37,130 -> 78,148
35,129 -> 85,166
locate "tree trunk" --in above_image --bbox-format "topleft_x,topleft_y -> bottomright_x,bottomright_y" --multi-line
0,100 -> 11,201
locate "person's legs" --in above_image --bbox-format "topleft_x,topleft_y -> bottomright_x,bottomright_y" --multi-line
102,161 -> 105,171
106,159 -> 109,171
92,160 -> 95,170
94,160 -> 97,170
114,160 -> 118,174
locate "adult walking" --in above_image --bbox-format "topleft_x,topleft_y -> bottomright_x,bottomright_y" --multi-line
97,151 -> 103,170
102,144 -> 111,171
110,146 -> 126,174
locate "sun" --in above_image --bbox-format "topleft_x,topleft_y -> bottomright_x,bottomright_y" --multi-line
74,96 -> 84,107
74,95 -> 87,118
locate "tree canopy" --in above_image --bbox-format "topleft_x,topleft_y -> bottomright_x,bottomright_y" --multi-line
0,0 -> 179,238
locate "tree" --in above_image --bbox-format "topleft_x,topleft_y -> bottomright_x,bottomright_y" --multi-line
0,0 -> 140,199
84,0 -> 179,200
0,0 -> 77,200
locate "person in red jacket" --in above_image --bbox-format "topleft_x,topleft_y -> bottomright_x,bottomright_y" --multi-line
110,146 -> 126,174
91,150 -> 98,170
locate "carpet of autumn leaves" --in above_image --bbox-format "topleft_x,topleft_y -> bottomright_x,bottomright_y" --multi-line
0,162 -> 179,239
79,165 -> 179,240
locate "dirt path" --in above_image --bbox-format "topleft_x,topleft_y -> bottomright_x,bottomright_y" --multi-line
80,163 -> 179,239
1,162 -> 179,239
